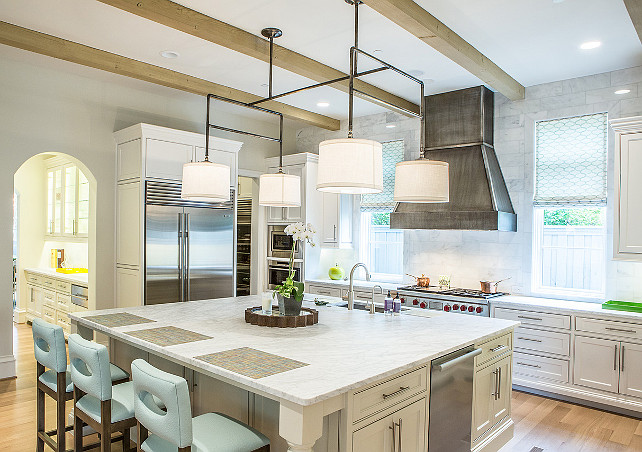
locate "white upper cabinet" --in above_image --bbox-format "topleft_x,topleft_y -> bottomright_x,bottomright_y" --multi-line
146,139 -> 193,181
321,193 -> 353,248
611,117 -> 642,260
46,162 -> 89,238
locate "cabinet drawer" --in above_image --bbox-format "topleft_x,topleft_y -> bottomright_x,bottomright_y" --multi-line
42,305 -> 56,323
476,332 -> 512,367
494,307 -> 571,330
56,293 -> 71,312
353,290 -> 373,303
26,273 -> 41,285
576,317 -> 642,341
353,367 -> 427,423
513,352 -> 569,384
42,277 -> 55,289
514,327 -> 570,357
43,290 -> 57,308
307,284 -> 342,298
56,311 -> 70,327
55,280 -> 72,293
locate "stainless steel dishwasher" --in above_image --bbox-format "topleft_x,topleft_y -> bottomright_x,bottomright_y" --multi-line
429,346 -> 482,452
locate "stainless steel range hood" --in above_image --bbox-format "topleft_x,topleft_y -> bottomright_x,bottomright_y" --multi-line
391,86 -> 517,231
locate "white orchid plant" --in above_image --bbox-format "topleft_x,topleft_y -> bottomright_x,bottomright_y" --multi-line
273,222 -> 316,302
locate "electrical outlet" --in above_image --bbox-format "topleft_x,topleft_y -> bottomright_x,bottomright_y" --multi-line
511,286 -> 523,295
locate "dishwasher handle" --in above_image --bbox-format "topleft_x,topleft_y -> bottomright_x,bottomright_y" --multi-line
434,348 -> 482,372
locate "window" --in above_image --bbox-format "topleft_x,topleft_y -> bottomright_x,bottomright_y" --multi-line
359,140 -> 404,281
532,113 -> 607,299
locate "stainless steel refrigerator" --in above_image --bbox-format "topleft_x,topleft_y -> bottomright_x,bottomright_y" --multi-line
145,181 -> 235,305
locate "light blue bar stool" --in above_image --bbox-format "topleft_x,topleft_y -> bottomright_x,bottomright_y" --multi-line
68,334 -> 137,452
131,359 -> 270,452
32,318 -> 130,452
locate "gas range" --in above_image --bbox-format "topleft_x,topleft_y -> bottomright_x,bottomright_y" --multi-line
396,286 -> 507,316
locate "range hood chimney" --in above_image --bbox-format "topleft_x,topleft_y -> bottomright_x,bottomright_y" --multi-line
391,86 -> 517,231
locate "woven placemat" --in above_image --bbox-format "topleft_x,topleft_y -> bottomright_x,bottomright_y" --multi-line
83,313 -> 155,328
125,326 -> 212,346
196,347 -> 309,379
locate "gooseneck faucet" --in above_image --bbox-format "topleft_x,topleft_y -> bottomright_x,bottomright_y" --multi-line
347,263 -> 371,310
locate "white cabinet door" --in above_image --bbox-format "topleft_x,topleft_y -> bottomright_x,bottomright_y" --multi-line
616,131 -> 642,256
116,182 -> 141,267
117,138 -> 141,181
322,192 -> 339,245
472,361 -> 496,442
394,398 -> 426,452
620,342 -> 642,398
573,336 -> 619,393
284,164 -> 305,222
116,267 -> 141,308
353,413 -> 393,452
145,138 -> 193,181
492,355 -> 512,425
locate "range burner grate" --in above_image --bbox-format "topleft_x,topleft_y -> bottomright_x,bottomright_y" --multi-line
439,289 -> 506,299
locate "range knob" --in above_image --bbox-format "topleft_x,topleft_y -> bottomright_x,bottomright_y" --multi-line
452,304 -> 459,310
400,298 -> 405,304
468,306 -> 475,312
413,299 -> 419,305
476,306 -> 483,314
443,305 -> 451,312
460,305 -> 467,311
419,301 -> 427,309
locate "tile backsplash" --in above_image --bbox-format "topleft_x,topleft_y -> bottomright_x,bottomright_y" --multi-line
297,65 -> 642,302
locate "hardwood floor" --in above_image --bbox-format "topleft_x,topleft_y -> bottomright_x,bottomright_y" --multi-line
2,323 -> 641,451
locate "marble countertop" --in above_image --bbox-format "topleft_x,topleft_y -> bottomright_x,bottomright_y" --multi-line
25,267 -> 88,286
306,278 -> 400,292
70,294 -> 518,406
492,294 -> 642,322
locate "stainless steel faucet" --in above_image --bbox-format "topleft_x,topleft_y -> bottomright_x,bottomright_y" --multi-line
370,285 -> 383,314
347,263 -> 371,310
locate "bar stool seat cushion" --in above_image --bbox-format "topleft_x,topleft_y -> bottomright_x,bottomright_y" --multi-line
141,412 -> 270,452
38,363 -> 130,393
76,381 -> 136,424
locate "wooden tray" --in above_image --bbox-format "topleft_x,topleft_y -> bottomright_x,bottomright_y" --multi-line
245,306 -> 318,328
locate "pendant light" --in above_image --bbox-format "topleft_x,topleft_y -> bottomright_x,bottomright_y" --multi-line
316,0 -> 383,195
181,160 -> 231,203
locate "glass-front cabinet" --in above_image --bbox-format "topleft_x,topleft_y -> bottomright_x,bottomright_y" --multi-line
46,164 -> 89,238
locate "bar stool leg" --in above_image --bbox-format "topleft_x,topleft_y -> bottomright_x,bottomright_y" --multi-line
122,426 -> 130,452
100,400 -> 112,452
56,371 -> 67,452
36,363 -> 45,452
136,421 -> 147,452
74,386 -> 84,452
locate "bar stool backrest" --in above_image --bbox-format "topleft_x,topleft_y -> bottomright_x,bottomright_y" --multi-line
131,359 -> 193,449
32,318 -> 67,373
67,334 -> 112,401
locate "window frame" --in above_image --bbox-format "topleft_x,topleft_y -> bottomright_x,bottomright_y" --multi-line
358,212 -> 403,283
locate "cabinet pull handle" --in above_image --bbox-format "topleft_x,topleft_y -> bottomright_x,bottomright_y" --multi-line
614,344 -> 619,371
390,423 -> 396,452
518,337 -> 542,342
383,386 -> 410,400
497,367 -> 502,400
491,369 -> 498,400
621,345 -> 625,372
517,362 -> 541,368
490,345 -> 507,352
517,315 -> 542,321
398,418 -> 402,452
333,224 -> 337,241
606,327 -> 636,334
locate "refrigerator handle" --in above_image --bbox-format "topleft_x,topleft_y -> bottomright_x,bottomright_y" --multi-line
185,212 -> 190,302
178,213 -> 184,302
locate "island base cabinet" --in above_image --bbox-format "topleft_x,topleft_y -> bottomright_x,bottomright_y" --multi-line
353,398 -> 426,452
472,355 -> 512,445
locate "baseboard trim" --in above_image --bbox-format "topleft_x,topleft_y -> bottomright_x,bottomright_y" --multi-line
472,418 -> 514,452
13,308 -> 26,324
513,379 -> 642,418
0,354 -> 17,379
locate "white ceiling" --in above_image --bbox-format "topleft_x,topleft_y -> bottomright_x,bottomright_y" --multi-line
0,0 -> 640,122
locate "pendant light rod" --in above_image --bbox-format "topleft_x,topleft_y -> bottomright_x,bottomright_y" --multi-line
347,0 -> 360,138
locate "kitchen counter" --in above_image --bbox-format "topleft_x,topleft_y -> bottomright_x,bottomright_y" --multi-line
25,267 -> 88,286
492,294 -> 642,322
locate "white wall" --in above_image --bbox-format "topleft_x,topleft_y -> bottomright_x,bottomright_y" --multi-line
0,49 -> 300,378
296,65 -> 642,302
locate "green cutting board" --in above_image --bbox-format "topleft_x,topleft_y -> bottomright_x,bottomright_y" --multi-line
602,300 -> 642,313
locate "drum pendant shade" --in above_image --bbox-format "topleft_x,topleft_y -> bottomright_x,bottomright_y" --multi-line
394,159 -> 449,202
317,138 -> 383,194
259,172 -> 301,207
181,161 -> 230,202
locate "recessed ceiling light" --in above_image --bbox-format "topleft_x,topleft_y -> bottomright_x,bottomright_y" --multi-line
160,50 -> 180,59
261,83 -> 269,87
552,0 -> 565,3
615,89 -> 631,95
580,41 -> 601,50
373,49 -> 383,54
408,70 -> 425,78
317,101 -> 330,107
386,124 -> 396,129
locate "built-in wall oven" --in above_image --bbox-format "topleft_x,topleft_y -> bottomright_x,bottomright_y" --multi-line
267,259 -> 303,290
268,225 -> 302,259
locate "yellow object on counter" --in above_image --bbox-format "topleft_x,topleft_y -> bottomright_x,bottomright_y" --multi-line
56,268 -> 88,274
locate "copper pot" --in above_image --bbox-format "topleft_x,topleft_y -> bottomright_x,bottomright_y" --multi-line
407,274 -> 430,287
480,278 -> 511,294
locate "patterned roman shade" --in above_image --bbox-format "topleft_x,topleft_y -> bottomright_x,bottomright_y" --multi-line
534,113 -> 608,207
361,140 -> 404,212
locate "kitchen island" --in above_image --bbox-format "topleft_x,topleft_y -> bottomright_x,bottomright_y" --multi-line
70,294 -> 519,452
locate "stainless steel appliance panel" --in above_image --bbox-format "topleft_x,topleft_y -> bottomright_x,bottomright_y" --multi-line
269,225 -> 301,259
185,206 -> 234,301
429,346 -> 481,452
268,262 -> 302,290
145,205 -> 183,305
71,285 -> 88,309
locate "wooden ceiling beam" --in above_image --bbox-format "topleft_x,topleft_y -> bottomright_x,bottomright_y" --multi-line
624,0 -> 642,44
363,0 -> 525,101
0,21 -> 339,130
96,0 -> 420,116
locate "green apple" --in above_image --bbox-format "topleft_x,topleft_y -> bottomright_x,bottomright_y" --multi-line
328,263 -> 345,280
